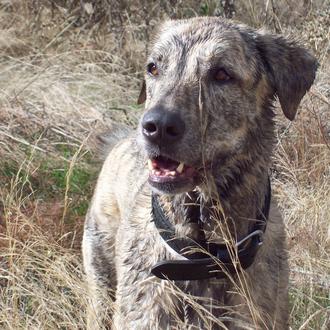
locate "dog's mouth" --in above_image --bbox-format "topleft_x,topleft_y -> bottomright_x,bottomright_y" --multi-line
148,156 -> 197,180
147,155 -> 200,193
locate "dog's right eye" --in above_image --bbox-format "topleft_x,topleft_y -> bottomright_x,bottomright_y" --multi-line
213,68 -> 231,82
147,63 -> 159,77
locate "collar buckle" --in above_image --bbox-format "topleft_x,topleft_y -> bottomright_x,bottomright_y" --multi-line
236,229 -> 264,249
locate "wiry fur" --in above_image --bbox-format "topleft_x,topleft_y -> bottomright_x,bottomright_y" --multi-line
83,17 -> 317,329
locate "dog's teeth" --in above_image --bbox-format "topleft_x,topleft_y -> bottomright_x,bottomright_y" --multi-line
147,159 -> 153,170
155,170 -> 161,176
169,171 -> 176,176
176,162 -> 185,174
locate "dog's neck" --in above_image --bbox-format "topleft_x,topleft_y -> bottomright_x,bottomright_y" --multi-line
159,125 -> 273,243
159,169 -> 269,244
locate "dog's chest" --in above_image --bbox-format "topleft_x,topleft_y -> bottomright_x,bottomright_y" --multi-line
114,188 -> 230,328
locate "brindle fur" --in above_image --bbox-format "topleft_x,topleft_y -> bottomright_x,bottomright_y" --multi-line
82,17 -> 317,329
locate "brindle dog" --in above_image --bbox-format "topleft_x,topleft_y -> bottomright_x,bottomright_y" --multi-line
83,17 -> 317,329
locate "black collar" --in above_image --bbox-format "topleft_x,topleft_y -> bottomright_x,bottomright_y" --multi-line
150,178 -> 271,281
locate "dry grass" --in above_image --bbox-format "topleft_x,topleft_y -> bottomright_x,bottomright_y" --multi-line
0,1 -> 329,329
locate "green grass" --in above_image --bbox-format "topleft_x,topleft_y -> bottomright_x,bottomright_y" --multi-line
0,145 -> 99,223
289,287 -> 330,329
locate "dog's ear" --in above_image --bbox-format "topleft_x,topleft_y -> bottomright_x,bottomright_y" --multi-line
137,80 -> 146,104
256,32 -> 318,120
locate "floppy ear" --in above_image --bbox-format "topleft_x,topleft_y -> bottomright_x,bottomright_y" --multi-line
256,33 -> 318,120
137,80 -> 146,104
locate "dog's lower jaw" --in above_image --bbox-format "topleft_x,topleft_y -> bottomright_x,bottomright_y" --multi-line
148,176 -> 200,195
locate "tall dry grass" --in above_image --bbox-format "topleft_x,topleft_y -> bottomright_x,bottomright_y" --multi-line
0,1 -> 329,329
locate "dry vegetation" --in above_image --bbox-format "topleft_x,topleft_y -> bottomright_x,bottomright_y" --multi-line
0,0 -> 329,329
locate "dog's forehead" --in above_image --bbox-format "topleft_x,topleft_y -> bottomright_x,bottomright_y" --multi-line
151,19 -> 245,59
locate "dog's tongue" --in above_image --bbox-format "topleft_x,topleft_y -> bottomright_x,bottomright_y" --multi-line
152,156 -> 179,171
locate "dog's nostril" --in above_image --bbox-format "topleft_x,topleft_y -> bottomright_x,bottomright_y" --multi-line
166,126 -> 180,137
143,122 -> 157,134
141,109 -> 184,144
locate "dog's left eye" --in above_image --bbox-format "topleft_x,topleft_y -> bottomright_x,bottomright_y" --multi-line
213,68 -> 231,82
147,63 -> 159,76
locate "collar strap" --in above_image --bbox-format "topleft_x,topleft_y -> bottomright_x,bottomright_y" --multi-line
151,178 -> 271,281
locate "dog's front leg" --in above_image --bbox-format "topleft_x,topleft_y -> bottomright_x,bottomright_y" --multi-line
83,202 -> 120,329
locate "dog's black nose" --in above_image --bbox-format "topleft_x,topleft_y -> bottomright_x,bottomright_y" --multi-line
142,108 -> 185,145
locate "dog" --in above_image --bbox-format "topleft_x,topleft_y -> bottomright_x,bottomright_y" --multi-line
82,17 -> 317,329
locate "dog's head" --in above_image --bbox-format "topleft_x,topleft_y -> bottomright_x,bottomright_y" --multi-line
137,17 -> 317,195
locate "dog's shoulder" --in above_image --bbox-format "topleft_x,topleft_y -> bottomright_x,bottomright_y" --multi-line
98,137 -> 143,185
91,137 -> 148,219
